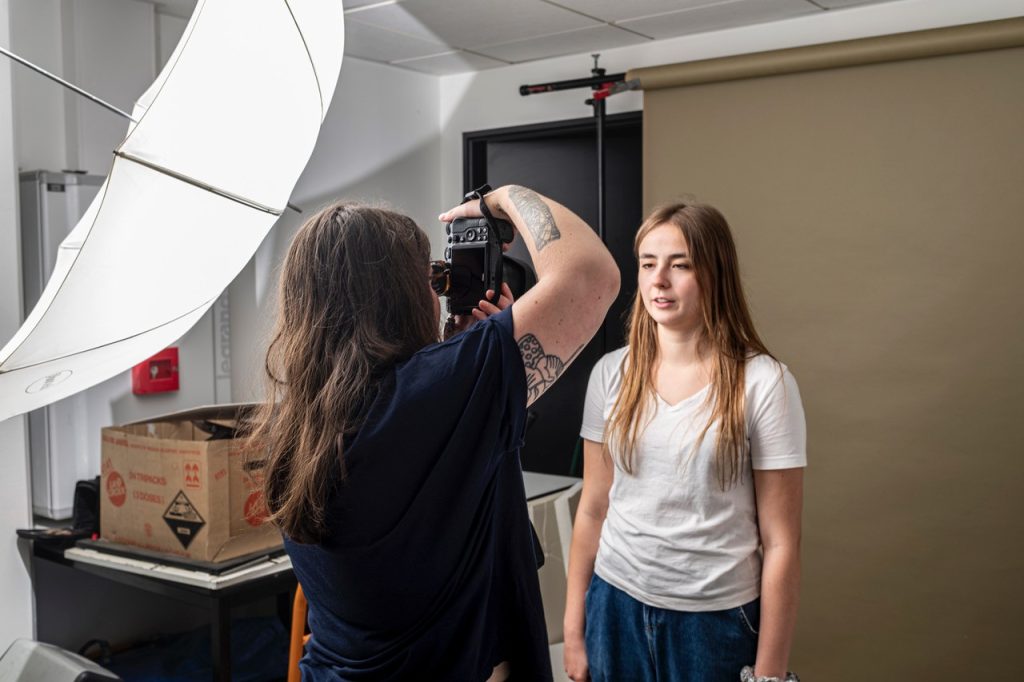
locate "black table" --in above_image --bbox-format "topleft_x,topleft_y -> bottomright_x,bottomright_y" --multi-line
28,473 -> 577,680
32,542 -> 296,682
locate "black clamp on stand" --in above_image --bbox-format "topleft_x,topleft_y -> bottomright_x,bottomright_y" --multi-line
519,55 -> 639,242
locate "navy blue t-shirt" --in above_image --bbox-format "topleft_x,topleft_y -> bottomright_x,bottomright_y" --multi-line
285,308 -> 552,681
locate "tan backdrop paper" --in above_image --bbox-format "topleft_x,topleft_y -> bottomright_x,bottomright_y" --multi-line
640,25 -> 1024,681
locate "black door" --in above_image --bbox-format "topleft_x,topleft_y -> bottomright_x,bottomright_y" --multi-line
463,112 -> 642,475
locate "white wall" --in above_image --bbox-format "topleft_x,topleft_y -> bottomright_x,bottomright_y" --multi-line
4,4 -> 448,515
155,10 -> 187,68
7,0 -> 216,476
229,56 -> 442,401
62,0 -> 155,174
0,2 -> 221,652
439,0 -> 1024,207
0,0 -> 36,649
292,56 -> 443,237
9,0 -> 65,173
68,3 -> 216,429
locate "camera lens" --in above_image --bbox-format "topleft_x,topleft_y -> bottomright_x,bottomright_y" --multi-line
429,260 -> 450,296
465,229 -> 476,241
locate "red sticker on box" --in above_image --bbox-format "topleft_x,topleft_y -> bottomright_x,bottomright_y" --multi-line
243,491 -> 268,527
107,471 -> 127,507
184,460 -> 201,489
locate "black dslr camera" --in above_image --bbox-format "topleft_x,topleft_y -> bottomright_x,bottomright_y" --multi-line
431,184 -> 515,315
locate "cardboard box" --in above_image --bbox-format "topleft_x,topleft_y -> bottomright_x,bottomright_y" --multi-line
100,404 -> 281,562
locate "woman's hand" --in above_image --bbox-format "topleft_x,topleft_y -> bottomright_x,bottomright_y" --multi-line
445,283 -> 515,337
438,192 -> 515,254
563,634 -> 590,682
438,187 -> 510,224
469,282 -> 514,321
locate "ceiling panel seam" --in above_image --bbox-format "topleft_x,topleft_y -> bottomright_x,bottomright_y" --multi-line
538,0 -> 656,40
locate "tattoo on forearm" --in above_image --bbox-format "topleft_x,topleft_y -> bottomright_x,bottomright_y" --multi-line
518,336 -> 583,402
508,185 -> 561,252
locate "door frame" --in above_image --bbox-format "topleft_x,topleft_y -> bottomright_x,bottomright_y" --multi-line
462,111 -> 643,200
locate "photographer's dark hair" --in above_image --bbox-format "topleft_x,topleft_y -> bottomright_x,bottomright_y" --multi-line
245,202 -> 438,544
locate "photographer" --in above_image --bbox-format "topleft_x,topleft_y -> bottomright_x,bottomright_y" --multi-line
247,186 -> 619,681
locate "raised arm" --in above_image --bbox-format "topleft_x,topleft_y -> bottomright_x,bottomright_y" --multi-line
440,185 -> 619,405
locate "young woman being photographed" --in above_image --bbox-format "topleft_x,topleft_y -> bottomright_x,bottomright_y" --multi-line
562,203 -> 806,682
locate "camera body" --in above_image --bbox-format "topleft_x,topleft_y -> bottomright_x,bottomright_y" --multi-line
443,215 -> 513,315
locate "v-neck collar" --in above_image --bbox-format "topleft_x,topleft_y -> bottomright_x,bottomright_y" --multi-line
654,383 -> 710,411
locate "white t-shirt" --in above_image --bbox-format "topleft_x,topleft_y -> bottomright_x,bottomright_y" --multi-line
580,348 -> 807,611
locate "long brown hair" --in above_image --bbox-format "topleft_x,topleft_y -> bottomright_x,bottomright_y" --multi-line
606,202 -> 771,488
245,202 -> 438,543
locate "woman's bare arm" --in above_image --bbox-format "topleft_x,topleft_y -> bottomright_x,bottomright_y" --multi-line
440,187 -> 619,406
752,467 -> 803,678
563,439 -> 614,681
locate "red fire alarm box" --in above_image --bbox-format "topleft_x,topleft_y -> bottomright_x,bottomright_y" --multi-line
132,347 -> 180,395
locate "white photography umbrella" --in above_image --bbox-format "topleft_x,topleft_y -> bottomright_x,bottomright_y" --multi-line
0,0 -> 345,421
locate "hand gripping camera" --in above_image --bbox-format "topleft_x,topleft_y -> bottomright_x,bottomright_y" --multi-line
431,184 -> 515,316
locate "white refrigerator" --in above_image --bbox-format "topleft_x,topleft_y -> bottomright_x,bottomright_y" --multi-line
19,170 -> 103,519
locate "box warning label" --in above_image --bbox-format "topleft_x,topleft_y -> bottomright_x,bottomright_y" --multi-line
163,490 -> 206,549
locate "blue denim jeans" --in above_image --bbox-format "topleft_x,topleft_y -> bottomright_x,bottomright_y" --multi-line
584,573 -> 759,682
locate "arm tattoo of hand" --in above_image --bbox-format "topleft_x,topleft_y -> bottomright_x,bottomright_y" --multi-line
508,185 -> 561,252
518,335 -> 583,403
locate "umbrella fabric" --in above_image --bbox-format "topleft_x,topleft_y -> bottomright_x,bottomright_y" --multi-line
0,0 -> 345,421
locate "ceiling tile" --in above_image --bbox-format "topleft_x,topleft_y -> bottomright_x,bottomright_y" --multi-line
811,0 -> 902,8
545,0 -> 726,24
349,0 -> 600,50
345,19 -> 450,63
475,25 -> 650,64
618,0 -> 820,40
392,50 -> 510,75
153,0 -> 377,19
